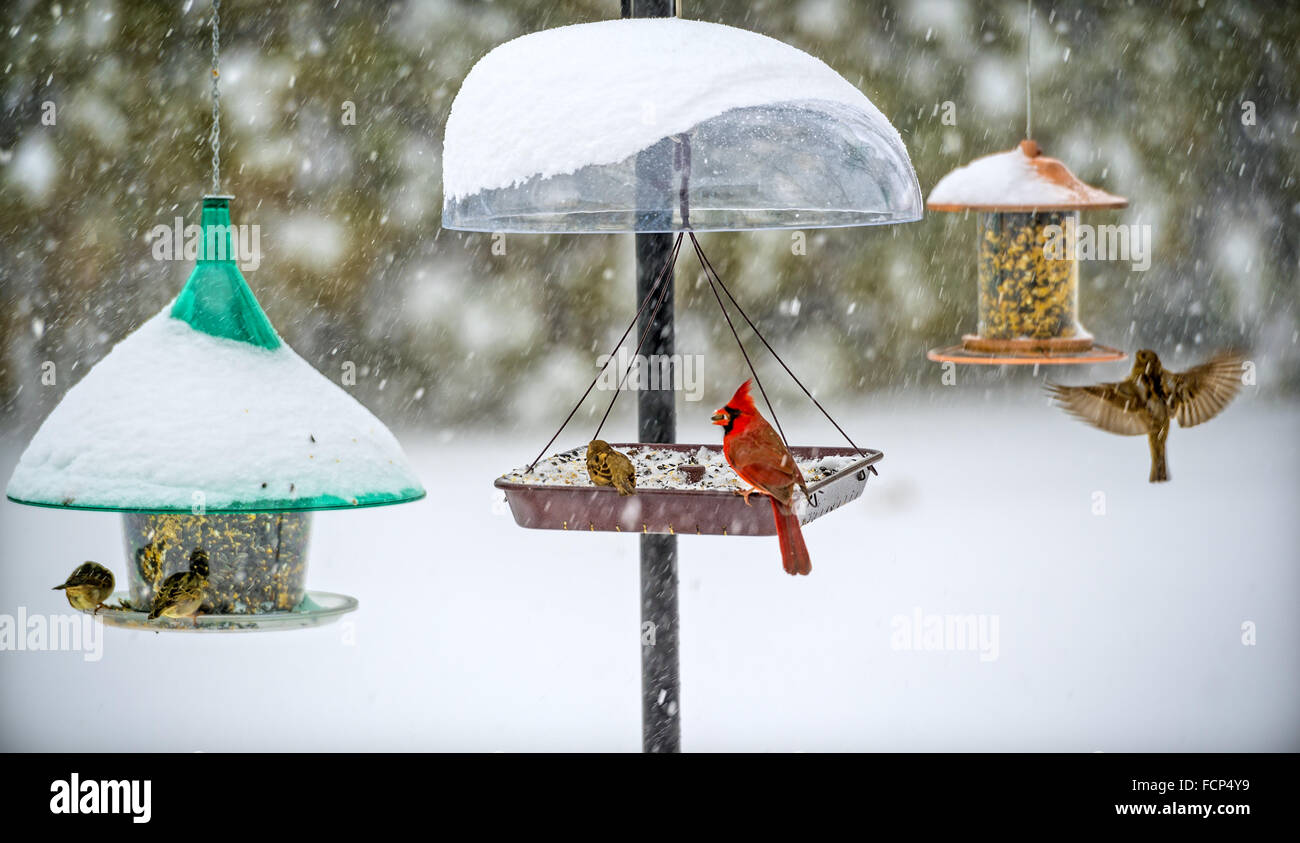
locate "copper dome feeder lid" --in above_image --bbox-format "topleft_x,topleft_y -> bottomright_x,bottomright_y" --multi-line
925,140 -> 1129,366
927,140 -> 1127,213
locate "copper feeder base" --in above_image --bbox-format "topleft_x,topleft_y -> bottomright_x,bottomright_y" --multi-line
928,334 -> 1128,366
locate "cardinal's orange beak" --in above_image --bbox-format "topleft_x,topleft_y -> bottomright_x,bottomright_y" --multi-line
710,411 -> 727,425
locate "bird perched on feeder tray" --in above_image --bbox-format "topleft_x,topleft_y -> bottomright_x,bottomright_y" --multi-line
587,439 -> 637,496
52,561 -> 115,613
1047,349 -> 1245,483
148,548 -> 211,624
712,380 -> 812,576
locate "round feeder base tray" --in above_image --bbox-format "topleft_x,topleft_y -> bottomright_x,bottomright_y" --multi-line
928,335 -> 1127,366
83,591 -> 358,633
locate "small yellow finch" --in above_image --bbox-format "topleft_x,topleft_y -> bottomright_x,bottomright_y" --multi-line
586,439 -> 637,496
53,562 -> 116,613
1047,349 -> 1245,483
148,548 -> 211,624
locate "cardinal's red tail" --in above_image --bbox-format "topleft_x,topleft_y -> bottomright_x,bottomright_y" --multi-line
770,497 -> 811,576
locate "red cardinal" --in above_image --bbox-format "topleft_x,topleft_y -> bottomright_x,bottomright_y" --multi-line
712,380 -> 812,576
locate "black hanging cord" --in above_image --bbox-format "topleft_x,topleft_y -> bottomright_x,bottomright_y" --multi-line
687,234 -> 791,450
525,233 -> 684,472
593,233 -> 682,439
689,232 -> 869,458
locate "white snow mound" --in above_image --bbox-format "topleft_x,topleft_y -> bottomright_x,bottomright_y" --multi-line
928,147 -> 1068,207
928,145 -> 1125,209
443,17 -> 899,200
7,308 -> 424,511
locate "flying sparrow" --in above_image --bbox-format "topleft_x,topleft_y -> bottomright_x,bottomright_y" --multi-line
1047,349 -> 1245,482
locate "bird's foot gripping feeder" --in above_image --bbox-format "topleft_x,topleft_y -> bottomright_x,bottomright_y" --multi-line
926,140 -> 1129,366
498,443 -> 881,535
7,196 -> 424,632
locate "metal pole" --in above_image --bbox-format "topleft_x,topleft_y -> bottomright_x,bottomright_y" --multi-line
625,0 -> 681,753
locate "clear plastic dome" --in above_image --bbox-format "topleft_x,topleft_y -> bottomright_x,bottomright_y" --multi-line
442,19 -> 922,233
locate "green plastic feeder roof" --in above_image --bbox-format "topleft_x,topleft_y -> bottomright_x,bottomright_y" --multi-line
6,196 -> 425,513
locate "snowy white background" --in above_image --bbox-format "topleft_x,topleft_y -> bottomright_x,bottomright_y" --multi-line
3,390 -> 1296,751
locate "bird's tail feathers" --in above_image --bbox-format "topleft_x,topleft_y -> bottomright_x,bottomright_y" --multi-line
770,497 -> 811,576
1148,432 -> 1170,483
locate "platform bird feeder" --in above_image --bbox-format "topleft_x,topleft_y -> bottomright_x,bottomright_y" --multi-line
6,198 -> 425,632
926,139 -> 1128,365
443,9 -> 920,751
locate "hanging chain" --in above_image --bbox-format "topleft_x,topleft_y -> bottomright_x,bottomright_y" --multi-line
1025,0 -> 1032,140
210,0 -> 222,194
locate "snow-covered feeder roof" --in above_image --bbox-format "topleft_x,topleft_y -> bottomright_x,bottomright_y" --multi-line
928,140 -> 1127,213
6,197 -> 425,513
441,18 -> 922,233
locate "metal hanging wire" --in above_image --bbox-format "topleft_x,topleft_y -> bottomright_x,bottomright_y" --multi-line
592,240 -> 680,440
689,235 -> 790,450
526,228 -> 869,471
525,233 -> 684,472
210,0 -> 222,195
525,122 -> 866,474
688,232 -> 869,460
1025,0 -> 1033,140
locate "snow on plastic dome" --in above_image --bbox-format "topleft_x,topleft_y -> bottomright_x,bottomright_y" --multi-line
441,18 -> 922,233
927,140 -> 1127,212
7,309 -> 425,512
6,198 -> 424,513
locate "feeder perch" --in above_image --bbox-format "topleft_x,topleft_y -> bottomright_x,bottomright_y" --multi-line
6,196 -> 425,632
926,139 -> 1128,365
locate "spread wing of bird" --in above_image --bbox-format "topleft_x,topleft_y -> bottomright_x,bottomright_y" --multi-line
1169,353 -> 1245,428
1046,381 -> 1150,436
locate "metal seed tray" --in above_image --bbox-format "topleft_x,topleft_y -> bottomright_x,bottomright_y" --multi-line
495,444 -> 882,536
